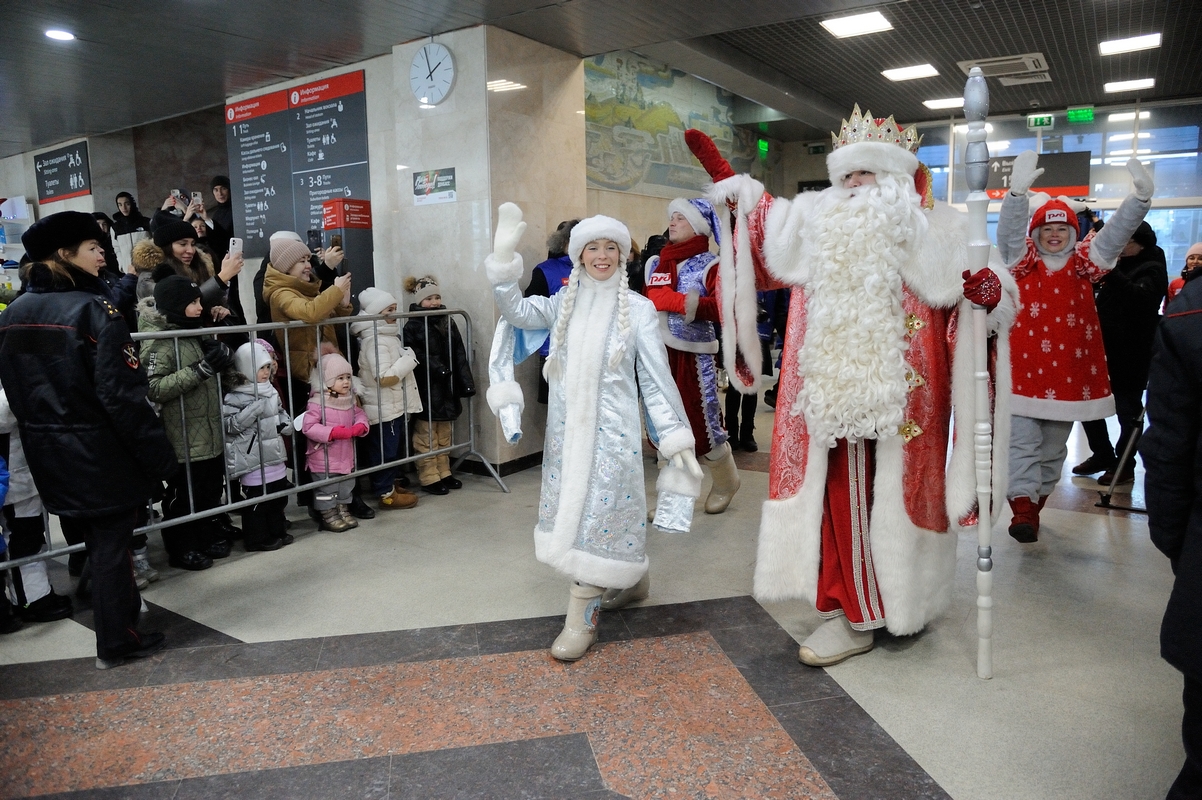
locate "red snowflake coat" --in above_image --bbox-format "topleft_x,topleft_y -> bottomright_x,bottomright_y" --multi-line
1010,233 -> 1115,422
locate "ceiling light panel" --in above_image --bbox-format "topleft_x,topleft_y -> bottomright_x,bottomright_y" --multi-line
882,64 -> 938,82
1107,111 -> 1151,122
44,29 -> 74,41
820,11 -> 892,38
923,97 -> 965,110
1104,78 -> 1155,93
1099,33 -> 1162,56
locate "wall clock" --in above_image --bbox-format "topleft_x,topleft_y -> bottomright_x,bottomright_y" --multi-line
410,42 -> 455,105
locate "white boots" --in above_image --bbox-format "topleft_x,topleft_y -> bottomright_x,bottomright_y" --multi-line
551,581 -> 603,661
601,572 -> 650,611
704,441 -> 740,514
797,614 -> 875,667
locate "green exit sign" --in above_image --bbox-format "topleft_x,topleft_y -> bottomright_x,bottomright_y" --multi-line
1027,114 -> 1055,130
1066,106 -> 1095,124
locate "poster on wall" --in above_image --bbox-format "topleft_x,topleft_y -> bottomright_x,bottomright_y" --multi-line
413,168 -> 456,206
34,142 -> 91,204
583,51 -> 760,199
224,70 -> 370,259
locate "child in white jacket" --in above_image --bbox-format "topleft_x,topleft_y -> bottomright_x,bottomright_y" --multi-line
223,342 -> 293,551
352,288 -> 421,510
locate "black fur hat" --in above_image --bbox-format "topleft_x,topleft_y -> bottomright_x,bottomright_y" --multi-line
153,220 -> 197,250
21,211 -> 106,261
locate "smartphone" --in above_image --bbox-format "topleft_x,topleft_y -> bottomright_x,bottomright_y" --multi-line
228,237 -> 243,257
329,234 -> 342,249
191,191 -> 203,204
170,188 -> 181,199
306,229 -> 323,251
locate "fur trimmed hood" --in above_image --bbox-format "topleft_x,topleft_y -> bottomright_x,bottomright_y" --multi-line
131,239 -> 215,283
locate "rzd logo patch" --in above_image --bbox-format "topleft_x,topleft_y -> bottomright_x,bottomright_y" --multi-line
122,343 -> 140,370
647,272 -> 673,287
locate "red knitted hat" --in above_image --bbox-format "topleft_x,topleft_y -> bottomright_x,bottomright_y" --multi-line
1029,198 -> 1076,234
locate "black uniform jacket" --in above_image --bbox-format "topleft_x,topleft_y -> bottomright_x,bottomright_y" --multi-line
0,263 -> 177,517
1141,276 -> 1202,679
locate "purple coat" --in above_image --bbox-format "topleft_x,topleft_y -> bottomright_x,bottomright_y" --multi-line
302,397 -> 368,475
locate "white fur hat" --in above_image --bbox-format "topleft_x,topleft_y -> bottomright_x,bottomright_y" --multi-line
359,286 -> 397,316
826,141 -> 919,186
234,341 -> 272,382
567,215 -> 631,268
668,198 -> 711,238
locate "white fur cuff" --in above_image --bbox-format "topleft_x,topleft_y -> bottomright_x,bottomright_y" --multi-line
486,380 -> 524,415
656,427 -> 695,459
485,253 -> 524,285
706,174 -> 764,212
656,459 -> 702,498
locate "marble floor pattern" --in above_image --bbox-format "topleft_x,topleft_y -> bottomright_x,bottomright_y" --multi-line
0,404 -> 1185,800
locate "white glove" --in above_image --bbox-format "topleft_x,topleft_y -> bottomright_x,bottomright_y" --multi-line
1127,157 -> 1154,201
492,202 -> 527,264
1008,150 -> 1043,196
670,449 -> 703,481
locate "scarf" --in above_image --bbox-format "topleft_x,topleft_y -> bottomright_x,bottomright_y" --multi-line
651,234 -> 710,289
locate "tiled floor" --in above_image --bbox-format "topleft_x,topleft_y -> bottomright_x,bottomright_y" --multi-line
0,406 -> 1186,799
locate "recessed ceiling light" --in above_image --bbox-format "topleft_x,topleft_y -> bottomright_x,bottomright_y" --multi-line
45,29 -> 74,41
923,97 -> 965,110
882,64 -> 938,82
1107,111 -> 1150,122
820,11 -> 892,38
1099,33 -> 1161,56
1104,78 -> 1155,93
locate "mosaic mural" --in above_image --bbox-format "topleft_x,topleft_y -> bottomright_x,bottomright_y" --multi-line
585,51 -> 761,198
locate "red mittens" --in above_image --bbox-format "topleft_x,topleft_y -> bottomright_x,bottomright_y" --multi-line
685,130 -> 735,183
962,269 -> 1002,311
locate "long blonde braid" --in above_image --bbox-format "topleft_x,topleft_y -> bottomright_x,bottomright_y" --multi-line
608,266 -> 632,369
543,266 -> 582,382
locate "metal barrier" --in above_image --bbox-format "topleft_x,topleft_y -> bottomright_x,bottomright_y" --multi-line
1,305 -> 507,577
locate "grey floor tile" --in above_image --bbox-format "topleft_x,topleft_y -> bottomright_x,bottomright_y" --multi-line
773,696 -> 950,800
144,638 -> 324,685
618,593 -> 774,638
474,614 -> 629,657
315,624 -> 480,670
708,623 -> 848,706
171,757 -> 390,799
389,734 -> 608,799
33,781 -> 180,799
0,654 -> 163,700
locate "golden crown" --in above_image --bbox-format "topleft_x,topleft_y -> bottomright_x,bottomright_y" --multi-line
832,104 -> 922,153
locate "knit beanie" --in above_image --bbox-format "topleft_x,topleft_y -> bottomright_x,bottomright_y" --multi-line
154,274 -> 202,328
359,286 -> 397,316
234,342 -> 272,382
1028,198 -> 1077,235
1187,242 -> 1202,261
1130,221 -> 1157,251
271,238 -> 312,273
270,230 -> 304,243
404,275 -> 440,304
210,175 -> 231,190
321,353 -> 353,387
153,220 -> 197,250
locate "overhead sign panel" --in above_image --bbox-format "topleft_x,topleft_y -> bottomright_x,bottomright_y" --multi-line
985,151 -> 1092,199
34,142 -> 91,204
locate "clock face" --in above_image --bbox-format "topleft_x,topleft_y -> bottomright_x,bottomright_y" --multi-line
410,43 -> 454,105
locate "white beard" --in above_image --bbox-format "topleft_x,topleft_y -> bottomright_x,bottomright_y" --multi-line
792,175 -> 926,446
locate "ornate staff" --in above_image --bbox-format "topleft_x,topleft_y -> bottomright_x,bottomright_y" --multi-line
962,67 -> 994,679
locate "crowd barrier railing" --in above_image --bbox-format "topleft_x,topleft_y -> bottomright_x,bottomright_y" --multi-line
1,306 -> 507,579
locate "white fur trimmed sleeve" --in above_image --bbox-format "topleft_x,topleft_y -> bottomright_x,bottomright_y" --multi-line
630,299 -> 695,458
1089,193 -> 1152,270
486,318 -> 524,444
485,252 -> 524,285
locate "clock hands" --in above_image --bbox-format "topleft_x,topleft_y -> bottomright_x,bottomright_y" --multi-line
426,58 -> 444,81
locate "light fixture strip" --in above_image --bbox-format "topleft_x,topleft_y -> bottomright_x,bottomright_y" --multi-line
1099,32 -> 1161,56
1107,111 -> 1150,122
923,97 -> 965,110
881,64 -> 939,82
819,11 -> 892,38
1104,78 -> 1155,93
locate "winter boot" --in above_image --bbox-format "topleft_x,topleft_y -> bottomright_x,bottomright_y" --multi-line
704,442 -> 741,514
349,489 -> 376,520
601,572 -> 650,611
379,488 -> 419,510
797,615 -> 875,667
551,581 -> 603,662
132,548 -> 159,584
1008,496 -> 1040,543
319,507 -> 351,532
337,504 -> 360,529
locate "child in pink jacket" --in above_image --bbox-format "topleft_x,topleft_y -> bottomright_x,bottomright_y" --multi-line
302,353 -> 369,532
